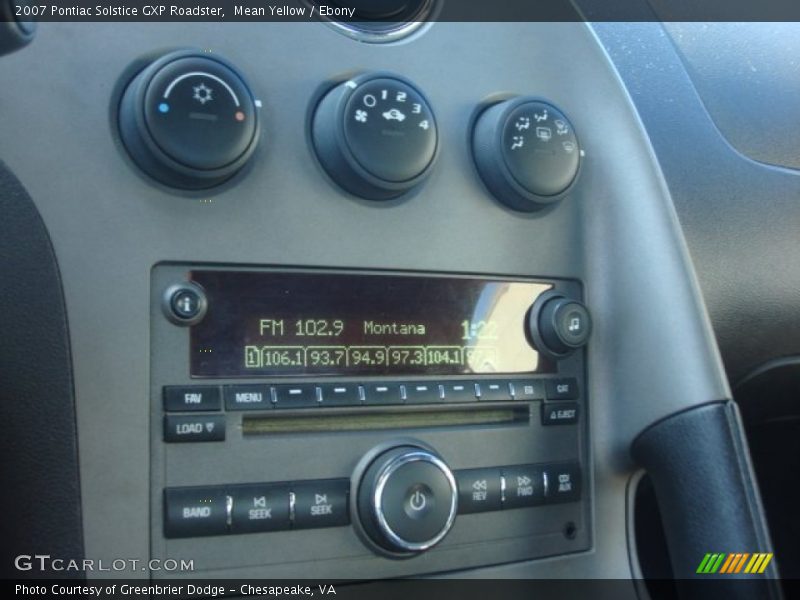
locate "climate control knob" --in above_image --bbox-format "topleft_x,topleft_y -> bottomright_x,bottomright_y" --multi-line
118,49 -> 260,190
473,97 -> 580,211
357,446 -> 457,555
311,73 -> 438,201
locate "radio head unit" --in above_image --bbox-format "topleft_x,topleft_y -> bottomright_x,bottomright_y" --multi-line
150,265 -> 590,577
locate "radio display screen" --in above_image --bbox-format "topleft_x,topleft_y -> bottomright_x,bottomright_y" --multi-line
189,270 -> 553,378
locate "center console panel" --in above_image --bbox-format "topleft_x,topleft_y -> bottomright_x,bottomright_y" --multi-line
150,265 -> 590,578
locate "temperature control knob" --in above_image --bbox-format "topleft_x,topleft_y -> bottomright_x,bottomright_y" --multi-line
473,97 -> 580,211
118,50 -> 260,190
311,73 -> 438,201
357,446 -> 457,555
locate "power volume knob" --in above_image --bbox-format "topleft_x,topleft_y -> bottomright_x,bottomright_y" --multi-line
357,446 -> 457,556
118,50 -> 260,190
311,73 -> 438,201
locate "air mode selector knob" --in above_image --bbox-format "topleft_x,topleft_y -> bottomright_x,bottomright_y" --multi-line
357,446 -> 457,555
473,97 -> 580,211
118,49 -> 260,190
311,73 -> 438,200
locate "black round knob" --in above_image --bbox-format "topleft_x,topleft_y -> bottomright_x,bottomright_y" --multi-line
311,73 -> 438,201
357,446 -> 457,555
162,282 -> 208,326
529,295 -> 592,358
473,97 -> 580,211
118,50 -> 260,190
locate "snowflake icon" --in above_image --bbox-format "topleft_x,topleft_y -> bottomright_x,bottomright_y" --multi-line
193,83 -> 214,105
354,109 -> 368,123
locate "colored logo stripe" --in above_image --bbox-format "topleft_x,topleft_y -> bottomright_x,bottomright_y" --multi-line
697,553 -> 773,575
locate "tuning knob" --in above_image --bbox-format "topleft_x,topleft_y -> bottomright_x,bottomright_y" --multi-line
528,293 -> 592,358
118,49 -> 260,190
472,97 -> 580,211
311,73 -> 438,201
357,446 -> 457,556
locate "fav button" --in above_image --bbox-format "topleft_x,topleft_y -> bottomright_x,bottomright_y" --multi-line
163,386 -> 221,412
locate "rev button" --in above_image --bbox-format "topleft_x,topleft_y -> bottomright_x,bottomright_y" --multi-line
163,414 -> 225,443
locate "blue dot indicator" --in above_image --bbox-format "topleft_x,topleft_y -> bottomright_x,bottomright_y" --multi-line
158,102 -> 170,114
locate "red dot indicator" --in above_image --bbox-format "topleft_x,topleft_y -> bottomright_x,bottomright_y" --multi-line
235,111 -> 245,122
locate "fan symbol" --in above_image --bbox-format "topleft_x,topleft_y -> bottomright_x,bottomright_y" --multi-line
354,109 -> 368,123
192,83 -> 214,105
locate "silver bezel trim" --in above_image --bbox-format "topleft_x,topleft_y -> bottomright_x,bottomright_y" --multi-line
372,449 -> 458,552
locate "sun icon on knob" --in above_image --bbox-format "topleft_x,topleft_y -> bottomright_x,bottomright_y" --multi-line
192,83 -> 213,105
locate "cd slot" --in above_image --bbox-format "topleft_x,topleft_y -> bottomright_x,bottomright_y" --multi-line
242,404 -> 529,435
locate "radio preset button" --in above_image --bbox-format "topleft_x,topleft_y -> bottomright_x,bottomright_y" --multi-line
163,386 -> 221,412
224,384 -> 272,411
273,384 -> 319,409
546,378 -> 579,400
164,487 -> 228,538
440,382 -> 478,403
363,383 -> 405,405
502,465 -> 545,508
476,381 -> 512,402
292,479 -> 350,529
456,468 -> 503,514
542,401 -> 579,426
318,383 -> 362,407
405,382 -> 442,404
164,414 -> 225,443
229,483 -> 290,533
509,380 -> 545,401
